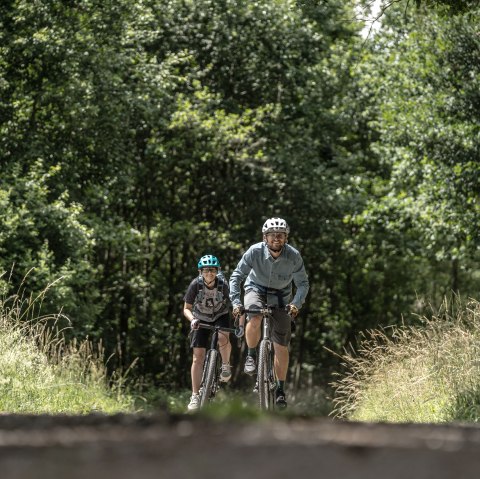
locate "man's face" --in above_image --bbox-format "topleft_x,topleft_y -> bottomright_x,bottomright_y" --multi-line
264,232 -> 287,252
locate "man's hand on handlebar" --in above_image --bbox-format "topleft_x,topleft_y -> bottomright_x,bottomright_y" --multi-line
286,303 -> 299,318
286,304 -> 299,333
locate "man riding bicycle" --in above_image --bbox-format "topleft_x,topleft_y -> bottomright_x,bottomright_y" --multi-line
229,217 -> 309,408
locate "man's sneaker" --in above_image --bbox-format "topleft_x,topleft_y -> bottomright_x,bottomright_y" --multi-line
275,389 -> 287,409
219,363 -> 232,383
244,355 -> 256,376
187,393 -> 200,411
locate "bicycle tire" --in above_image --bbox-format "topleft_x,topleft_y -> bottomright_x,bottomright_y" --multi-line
200,349 -> 218,408
267,344 -> 276,409
258,340 -> 273,410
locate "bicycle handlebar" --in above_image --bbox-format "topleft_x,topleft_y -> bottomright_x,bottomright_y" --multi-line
243,306 -> 296,319
243,307 -> 275,315
197,323 -> 238,334
241,307 -> 297,336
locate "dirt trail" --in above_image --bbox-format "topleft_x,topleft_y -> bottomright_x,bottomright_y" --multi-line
0,413 -> 479,479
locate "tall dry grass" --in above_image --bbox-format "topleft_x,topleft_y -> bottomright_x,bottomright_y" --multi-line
331,298 -> 480,423
0,270 -> 136,414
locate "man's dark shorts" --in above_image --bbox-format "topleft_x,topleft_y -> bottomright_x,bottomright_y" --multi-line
244,289 -> 291,346
190,314 -> 231,349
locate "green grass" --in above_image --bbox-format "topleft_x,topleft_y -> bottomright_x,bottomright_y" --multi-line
331,298 -> 480,423
144,382 -> 333,420
148,388 -> 291,420
0,277 -> 136,414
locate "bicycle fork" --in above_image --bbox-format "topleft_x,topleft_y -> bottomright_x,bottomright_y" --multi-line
258,318 -> 277,395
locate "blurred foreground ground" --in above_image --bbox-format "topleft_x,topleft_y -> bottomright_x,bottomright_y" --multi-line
0,413 -> 479,478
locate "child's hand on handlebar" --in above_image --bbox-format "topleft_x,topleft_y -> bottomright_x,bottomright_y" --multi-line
235,325 -> 245,338
191,318 -> 200,330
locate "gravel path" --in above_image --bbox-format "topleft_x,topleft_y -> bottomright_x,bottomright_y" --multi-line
0,413 -> 479,479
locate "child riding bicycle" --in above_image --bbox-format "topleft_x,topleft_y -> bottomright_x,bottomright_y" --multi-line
183,254 -> 244,411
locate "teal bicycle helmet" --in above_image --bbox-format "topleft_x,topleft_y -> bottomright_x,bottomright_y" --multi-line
197,254 -> 220,269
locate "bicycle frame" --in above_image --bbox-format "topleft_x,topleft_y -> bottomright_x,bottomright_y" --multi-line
197,322 -> 237,408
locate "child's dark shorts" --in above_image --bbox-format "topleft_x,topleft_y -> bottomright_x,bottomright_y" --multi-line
190,314 -> 231,349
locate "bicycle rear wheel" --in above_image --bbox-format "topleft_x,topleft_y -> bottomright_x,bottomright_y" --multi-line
258,340 -> 274,410
199,349 -> 218,408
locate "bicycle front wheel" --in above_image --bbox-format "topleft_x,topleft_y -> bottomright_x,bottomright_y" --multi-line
200,349 -> 218,408
258,340 -> 274,411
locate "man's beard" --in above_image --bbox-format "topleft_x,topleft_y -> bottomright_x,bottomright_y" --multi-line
268,245 -> 283,253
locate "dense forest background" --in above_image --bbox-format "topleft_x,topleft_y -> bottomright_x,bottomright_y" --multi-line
1,0 -> 478,394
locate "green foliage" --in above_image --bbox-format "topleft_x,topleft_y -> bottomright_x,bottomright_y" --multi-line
341,4 -> 480,333
377,17 -> 480,259
0,162 -> 98,332
417,0 -> 479,15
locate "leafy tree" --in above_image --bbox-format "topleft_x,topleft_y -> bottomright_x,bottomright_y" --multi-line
346,4 -> 480,323
0,161 -> 97,330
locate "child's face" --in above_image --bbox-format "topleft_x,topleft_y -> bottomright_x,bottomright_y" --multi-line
200,268 -> 218,279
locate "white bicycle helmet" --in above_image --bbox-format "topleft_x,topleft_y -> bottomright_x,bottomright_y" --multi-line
262,217 -> 290,234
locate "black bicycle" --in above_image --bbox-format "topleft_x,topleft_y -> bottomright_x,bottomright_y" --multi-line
244,306 -> 296,410
244,307 -> 274,410
197,322 -> 237,408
